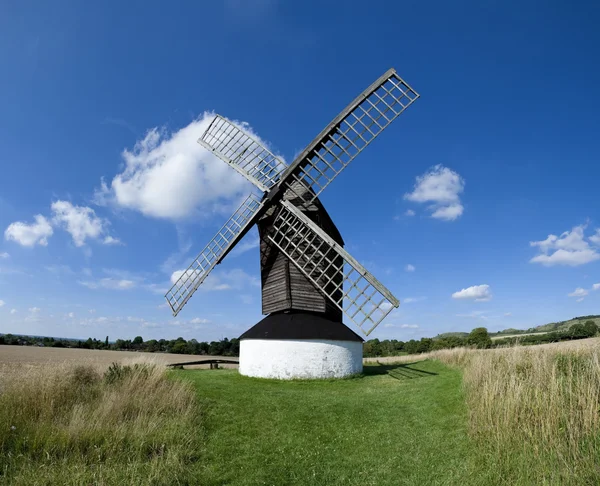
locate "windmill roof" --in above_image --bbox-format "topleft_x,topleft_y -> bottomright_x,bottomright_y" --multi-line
240,311 -> 363,342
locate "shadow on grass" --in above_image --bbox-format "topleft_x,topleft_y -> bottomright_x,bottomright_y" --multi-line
363,361 -> 438,380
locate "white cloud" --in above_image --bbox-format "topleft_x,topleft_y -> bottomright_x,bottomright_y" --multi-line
404,209 -> 415,217
0,252 -> 9,259
405,264 -> 415,272
94,113 -> 274,220
5,215 -> 53,247
430,204 -> 464,221
530,225 -> 600,267
530,250 -> 600,267
593,283 -> 600,291
79,278 -> 136,290
103,236 -> 123,246
5,202 -> 119,249
568,287 -> 588,298
404,165 -> 465,221
383,323 -> 419,329
504,312 -> 512,317
51,200 -> 117,247
589,230 -> 600,245
10,308 -> 17,314
0,300 -> 4,307
452,284 -> 492,302
67,312 -> 75,318
577,297 -> 584,302
190,317 -> 211,325
29,307 -> 40,313
89,309 -> 96,314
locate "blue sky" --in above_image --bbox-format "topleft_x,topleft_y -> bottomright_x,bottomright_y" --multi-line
1,1 -> 600,341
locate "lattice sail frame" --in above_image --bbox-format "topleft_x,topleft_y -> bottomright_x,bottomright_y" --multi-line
278,69 -> 419,205
165,194 -> 263,315
267,200 -> 399,335
199,115 -> 288,191
165,68 -> 418,329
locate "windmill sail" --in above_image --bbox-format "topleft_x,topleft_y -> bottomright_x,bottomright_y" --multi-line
199,115 -> 287,191
267,200 -> 399,335
165,193 -> 263,316
276,69 -> 419,204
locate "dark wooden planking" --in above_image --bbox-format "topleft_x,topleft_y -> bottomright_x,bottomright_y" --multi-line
258,182 -> 344,321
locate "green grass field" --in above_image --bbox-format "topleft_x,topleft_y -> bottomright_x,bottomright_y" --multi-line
4,343 -> 599,485
180,360 -> 479,486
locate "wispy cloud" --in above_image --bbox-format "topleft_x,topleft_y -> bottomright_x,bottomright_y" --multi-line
568,287 -> 588,298
79,278 -> 136,290
404,165 -> 465,221
530,224 -> 600,267
383,323 -> 419,329
452,284 -> 492,302
5,215 -> 53,247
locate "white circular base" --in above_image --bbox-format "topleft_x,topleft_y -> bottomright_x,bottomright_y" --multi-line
239,339 -> 363,380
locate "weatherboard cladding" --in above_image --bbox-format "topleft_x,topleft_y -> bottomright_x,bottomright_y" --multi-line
258,182 -> 345,318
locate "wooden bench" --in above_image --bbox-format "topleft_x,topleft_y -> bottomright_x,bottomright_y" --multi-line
166,359 -> 239,370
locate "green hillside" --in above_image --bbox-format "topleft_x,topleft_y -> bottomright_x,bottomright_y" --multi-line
491,315 -> 600,336
433,332 -> 469,340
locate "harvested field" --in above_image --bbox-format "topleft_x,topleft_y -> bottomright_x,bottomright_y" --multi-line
0,345 -> 238,372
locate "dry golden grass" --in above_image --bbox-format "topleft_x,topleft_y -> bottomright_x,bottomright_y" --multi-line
373,338 -> 600,484
0,356 -> 203,485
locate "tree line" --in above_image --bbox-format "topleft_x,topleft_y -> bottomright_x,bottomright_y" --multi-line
2,320 -> 598,358
0,334 -> 240,356
363,321 -> 599,357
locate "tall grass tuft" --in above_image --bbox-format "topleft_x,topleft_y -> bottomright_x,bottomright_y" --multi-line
0,359 -> 203,485
416,343 -> 600,484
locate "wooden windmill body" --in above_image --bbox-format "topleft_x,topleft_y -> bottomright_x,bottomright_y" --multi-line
165,68 -> 420,379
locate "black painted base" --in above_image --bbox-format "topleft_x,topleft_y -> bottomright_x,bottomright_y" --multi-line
239,310 -> 363,342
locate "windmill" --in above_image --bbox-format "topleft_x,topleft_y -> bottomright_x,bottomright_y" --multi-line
165,68 -> 419,379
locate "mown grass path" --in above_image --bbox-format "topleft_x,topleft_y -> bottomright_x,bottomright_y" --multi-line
179,360 -> 479,486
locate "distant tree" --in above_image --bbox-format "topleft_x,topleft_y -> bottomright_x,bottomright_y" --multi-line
431,338 -> 450,351
404,339 -> 419,354
170,341 -> 187,354
416,338 -> 432,353
105,336 -> 109,348
363,339 -> 381,357
583,320 -> 598,337
132,336 -> 144,346
145,339 -> 159,352
199,341 -> 209,355
467,327 -> 492,349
